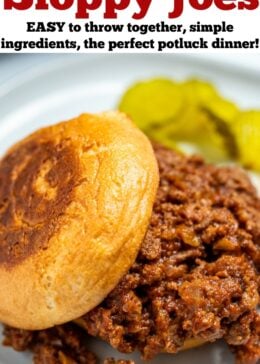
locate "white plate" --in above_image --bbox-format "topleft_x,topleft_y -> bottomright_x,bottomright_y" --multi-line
0,54 -> 259,364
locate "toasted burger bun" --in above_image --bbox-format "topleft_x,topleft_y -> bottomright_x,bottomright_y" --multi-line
0,111 -> 159,330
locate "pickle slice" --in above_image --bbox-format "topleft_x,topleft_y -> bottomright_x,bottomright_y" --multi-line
232,111 -> 260,171
118,78 -> 184,130
172,80 -> 232,162
158,108 -> 230,162
182,79 -> 238,124
179,80 -> 239,161
202,108 -> 238,159
205,97 -> 239,124
181,79 -> 218,105
148,125 -> 180,151
118,77 -> 260,170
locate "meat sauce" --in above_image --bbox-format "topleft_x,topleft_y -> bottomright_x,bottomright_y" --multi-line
3,144 -> 260,364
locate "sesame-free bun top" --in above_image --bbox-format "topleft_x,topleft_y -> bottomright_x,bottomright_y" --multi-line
0,111 -> 159,330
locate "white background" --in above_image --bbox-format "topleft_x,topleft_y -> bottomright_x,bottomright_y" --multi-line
0,53 -> 260,83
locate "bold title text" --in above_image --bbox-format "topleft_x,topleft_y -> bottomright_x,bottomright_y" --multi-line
4,0 -> 259,19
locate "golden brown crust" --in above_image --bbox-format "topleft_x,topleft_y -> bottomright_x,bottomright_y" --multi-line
0,138 -> 81,266
0,111 -> 159,330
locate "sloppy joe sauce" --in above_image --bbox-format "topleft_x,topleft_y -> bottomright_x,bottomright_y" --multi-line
3,144 -> 260,364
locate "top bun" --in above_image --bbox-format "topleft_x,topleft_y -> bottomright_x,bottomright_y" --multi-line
0,111 -> 159,330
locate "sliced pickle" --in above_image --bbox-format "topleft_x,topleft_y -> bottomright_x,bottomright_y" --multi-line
118,77 -> 260,170
205,97 -> 239,124
169,80 -> 232,162
118,78 -> 184,130
232,111 -> 260,171
202,108 -> 238,159
181,80 -> 239,153
181,79 -> 218,105
182,79 -> 239,126
158,108 -> 230,162
148,125 -> 180,151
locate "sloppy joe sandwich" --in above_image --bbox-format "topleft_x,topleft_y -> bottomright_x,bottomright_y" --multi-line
1,112 -> 260,364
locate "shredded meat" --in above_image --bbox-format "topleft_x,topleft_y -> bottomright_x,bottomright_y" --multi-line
3,324 -> 97,364
83,144 -> 260,363
2,144 -> 260,364
3,324 -> 133,364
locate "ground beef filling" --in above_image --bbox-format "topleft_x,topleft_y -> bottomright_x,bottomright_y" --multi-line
3,144 -> 260,364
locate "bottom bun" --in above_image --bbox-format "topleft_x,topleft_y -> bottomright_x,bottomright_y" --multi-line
181,338 -> 206,350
